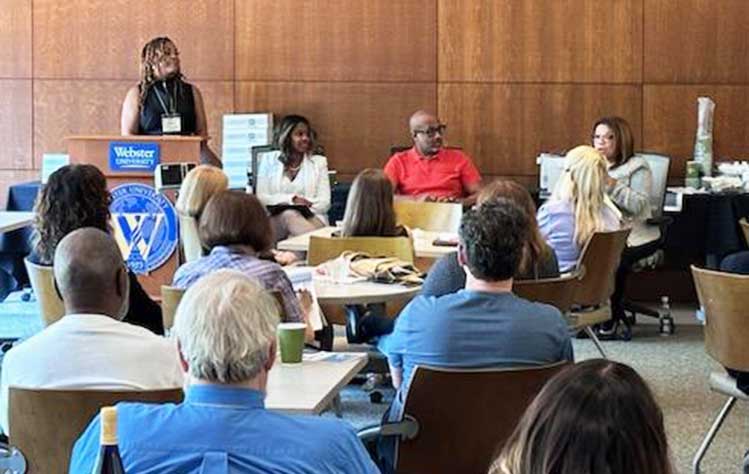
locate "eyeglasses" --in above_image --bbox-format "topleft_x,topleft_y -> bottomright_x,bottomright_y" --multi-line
414,124 -> 447,137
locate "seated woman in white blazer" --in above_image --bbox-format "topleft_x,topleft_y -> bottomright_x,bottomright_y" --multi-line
255,115 -> 331,241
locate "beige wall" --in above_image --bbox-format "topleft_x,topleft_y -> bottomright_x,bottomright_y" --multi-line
2,0 -> 749,204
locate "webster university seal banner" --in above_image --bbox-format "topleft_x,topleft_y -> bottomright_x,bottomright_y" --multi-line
109,183 -> 178,274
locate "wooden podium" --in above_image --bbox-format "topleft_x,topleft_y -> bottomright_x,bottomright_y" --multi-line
66,135 -> 202,297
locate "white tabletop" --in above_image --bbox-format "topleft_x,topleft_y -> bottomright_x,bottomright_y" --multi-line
313,275 -> 421,305
277,226 -> 457,259
266,351 -> 368,415
0,211 -> 34,233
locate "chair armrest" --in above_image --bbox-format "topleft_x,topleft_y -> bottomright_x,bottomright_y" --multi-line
0,442 -> 26,472
357,424 -> 383,444
646,215 -> 673,227
357,416 -> 420,443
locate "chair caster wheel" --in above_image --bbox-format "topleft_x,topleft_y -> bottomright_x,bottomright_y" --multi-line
369,391 -> 383,404
21,292 -> 31,302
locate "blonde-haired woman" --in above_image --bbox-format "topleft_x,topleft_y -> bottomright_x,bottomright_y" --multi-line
537,145 -> 620,272
175,165 -> 228,262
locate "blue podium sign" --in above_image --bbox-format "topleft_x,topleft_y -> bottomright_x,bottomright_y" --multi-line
109,142 -> 160,172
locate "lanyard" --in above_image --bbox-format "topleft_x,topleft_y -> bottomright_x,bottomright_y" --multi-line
155,80 -> 177,115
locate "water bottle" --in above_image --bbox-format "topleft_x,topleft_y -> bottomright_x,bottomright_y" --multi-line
659,296 -> 675,336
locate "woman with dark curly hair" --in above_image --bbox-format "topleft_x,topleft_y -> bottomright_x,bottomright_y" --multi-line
120,36 -> 220,167
30,164 -> 164,335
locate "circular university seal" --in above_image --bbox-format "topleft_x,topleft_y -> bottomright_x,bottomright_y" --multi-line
109,183 -> 178,274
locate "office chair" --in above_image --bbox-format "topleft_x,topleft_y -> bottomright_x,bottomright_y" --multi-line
358,363 -> 568,474
691,266 -> 749,473
0,442 -> 25,473
616,153 -> 673,337
9,387 -> 183,473
393,200 -> 463,233
23,258 -> 64,327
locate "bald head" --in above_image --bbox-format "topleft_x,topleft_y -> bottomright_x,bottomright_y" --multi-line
409,110 -> 444,156
408,110 -> 437,133
53,227 -> 129,318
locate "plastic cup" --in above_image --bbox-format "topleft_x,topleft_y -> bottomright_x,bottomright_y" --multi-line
278,323 -> 306,364
329,257 -> 349,284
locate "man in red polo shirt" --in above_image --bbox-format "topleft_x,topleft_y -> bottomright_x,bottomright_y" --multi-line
384,110 -> 482,204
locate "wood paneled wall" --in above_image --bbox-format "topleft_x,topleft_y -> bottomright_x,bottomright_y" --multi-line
2,0 -> 749,204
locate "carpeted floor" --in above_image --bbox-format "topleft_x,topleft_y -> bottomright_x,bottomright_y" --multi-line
1,293 -> 745,473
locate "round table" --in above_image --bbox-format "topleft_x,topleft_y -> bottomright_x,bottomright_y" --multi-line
313,277 -> 420,305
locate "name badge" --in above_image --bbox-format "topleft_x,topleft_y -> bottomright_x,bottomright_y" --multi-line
161,114 -> 182,134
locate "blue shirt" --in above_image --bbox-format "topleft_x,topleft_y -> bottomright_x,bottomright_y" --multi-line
173,246 -> 303,323
69,385 -> 380,474
537,199 -> 620,272
378,290 -> 573,415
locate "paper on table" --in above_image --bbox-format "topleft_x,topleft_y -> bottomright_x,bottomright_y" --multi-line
285,266 -> 314,285
314,274 -> 367,285
296,280 -> 324,331
284,266 -> 325,331
303,351 -> 358,363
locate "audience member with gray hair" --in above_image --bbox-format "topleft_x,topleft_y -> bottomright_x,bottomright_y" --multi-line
0,228 -> 183,434
70,270 -> 379,474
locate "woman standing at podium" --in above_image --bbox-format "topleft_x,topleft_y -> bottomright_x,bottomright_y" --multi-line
120,36 -> 221,167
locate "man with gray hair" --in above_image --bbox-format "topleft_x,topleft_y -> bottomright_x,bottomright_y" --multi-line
0,228 -> 183,434
70,269 -> 379,473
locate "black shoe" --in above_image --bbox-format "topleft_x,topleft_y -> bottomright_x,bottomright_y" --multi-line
596,321 -> 619,341
596,320 -> 633,342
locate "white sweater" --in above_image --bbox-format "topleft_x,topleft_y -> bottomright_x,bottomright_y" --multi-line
608,156 -> 660,247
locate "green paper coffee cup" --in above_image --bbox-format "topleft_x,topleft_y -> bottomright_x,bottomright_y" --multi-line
278,323 -> 306,364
